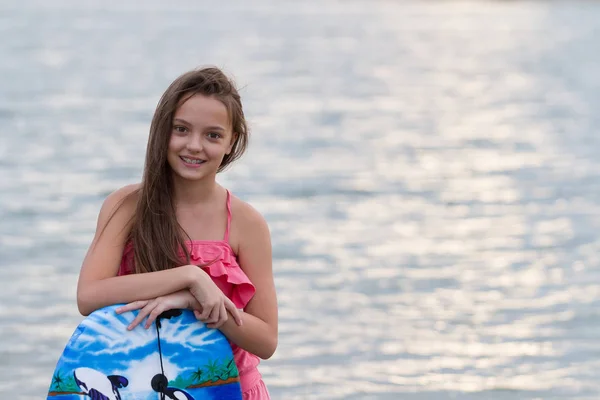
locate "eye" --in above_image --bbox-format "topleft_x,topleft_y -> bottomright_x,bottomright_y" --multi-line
207,132 -> 222,139
173,125 -> 188,134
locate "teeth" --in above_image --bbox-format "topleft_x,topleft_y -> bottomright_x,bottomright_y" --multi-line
182,157 -> 204,164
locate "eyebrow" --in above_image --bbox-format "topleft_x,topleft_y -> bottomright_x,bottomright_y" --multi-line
173,118 -> 225,131
205,126 -> 226,131
173,118 -> 190,125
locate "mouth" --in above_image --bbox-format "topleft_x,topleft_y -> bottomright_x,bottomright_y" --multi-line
180,156 -> 206,166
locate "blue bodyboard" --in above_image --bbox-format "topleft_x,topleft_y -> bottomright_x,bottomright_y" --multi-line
46,305 -> 242,400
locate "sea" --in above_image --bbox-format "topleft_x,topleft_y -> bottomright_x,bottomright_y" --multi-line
1,1 -> 600,399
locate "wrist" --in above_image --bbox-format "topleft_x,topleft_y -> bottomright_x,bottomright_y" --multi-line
183,264 -> 203,288
223,309 -> 244,330
186,291 -> 202,310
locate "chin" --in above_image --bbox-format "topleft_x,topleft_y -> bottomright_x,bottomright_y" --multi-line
172,167 -> 218,182
174,170 -> 209,181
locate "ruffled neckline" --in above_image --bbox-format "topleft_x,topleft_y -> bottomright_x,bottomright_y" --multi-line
120,240 -> 256,309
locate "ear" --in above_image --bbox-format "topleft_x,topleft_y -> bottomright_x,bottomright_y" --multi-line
226,132 -> 238,155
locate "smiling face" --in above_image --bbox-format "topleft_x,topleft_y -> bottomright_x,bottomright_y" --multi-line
167,94 -> 235,183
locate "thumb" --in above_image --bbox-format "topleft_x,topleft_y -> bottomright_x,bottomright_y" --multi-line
225,299 -> 243,326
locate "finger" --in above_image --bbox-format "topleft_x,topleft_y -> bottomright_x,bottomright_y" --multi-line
116,300 -> 149,314
128,306 -> 152,330
204,304 -> 220,325
224,298 -> 243,326
192,305 -> 204,316
209,302 -> 227,329
218,302 -> 228,328
194,309 -> 212,328
219,302 -> 229,328
194,309 -> 202,320
128,301 -> 156,330
145,303 -> 166,329
198,303 -> 214,321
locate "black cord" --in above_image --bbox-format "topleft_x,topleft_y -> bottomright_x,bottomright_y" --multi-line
155,319 -> 166,400
151,310 -> 182,400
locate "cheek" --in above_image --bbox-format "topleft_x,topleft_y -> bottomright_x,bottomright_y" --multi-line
167,136 -> 183,165
204,142 -> 228,158
168,135 -> 184,152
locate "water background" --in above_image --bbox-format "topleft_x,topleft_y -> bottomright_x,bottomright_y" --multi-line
2,1 -> 600,399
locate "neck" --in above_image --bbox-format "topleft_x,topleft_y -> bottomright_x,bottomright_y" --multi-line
171,175 -> 220,206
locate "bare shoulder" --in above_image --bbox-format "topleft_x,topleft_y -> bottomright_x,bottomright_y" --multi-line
94,183 -> 141,237
229,193 -> 270,233
100,183 -> 140,217
228,193 -> 271,257
104,183 -> 141,205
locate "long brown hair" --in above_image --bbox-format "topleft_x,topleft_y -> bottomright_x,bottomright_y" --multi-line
125,67 -> 249,274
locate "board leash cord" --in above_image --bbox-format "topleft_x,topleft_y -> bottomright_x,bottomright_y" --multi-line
151,310 -> 183,400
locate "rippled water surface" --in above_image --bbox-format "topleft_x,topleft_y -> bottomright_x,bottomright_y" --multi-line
2,1 -> 600,399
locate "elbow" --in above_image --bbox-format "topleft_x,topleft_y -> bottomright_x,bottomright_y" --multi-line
258,335 -> 278,360
76,290 -> 92,317
78,306 -> 91,317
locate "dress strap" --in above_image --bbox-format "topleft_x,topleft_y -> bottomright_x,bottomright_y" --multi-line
224,189 -> 232,242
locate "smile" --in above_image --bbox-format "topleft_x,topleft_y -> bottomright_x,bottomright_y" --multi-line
180,156 -> 206,165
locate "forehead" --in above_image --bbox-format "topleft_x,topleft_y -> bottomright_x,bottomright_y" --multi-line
174,94 -> 230,128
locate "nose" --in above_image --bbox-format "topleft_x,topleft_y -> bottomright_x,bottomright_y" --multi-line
186,133 -> 203,153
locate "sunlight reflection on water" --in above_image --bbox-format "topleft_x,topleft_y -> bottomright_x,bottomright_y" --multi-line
2,0 -> 600,399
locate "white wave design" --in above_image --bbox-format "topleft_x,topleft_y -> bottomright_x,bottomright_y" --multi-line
73,307 -> 226,357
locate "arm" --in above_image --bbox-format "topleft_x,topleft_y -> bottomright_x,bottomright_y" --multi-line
76,185 -> 203,316
215,204 -> 278,360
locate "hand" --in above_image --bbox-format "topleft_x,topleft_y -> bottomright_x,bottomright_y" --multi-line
188,267 -> 243,328
115,290 -> 198,330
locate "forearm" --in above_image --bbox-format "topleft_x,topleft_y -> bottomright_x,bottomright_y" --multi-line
77,265 -> 199,316
219,311 -> 278,360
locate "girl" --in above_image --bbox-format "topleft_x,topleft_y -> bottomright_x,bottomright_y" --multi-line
76,67 -> 277,399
